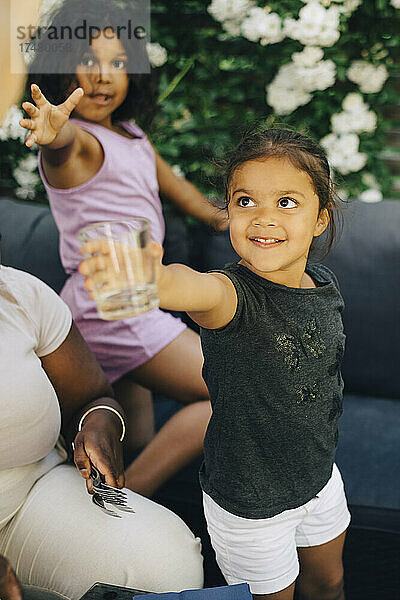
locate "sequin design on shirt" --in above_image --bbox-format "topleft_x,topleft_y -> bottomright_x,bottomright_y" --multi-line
275,318 -> 326,370
295,382 -> 320,405
275,318 -> 327,405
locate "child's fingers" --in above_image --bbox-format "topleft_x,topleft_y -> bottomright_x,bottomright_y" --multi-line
31,83 -> 48,107
150,241 -> 163,261
79,254 -> 109,278
79,239 -> 111,257
61,87 -> 84,116
19,118 -> 36,131
22,102 -> 39,117
25,133 -> 37,148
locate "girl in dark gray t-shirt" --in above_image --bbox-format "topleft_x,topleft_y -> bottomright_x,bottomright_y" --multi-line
80,128 -> 350,600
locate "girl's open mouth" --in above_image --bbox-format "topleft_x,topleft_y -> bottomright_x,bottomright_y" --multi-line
90,94 -> 113,106
249,237 -> 285,248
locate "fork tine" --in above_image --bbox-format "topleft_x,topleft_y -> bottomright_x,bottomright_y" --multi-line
92,493 -> 121,518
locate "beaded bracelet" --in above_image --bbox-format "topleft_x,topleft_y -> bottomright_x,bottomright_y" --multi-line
77,405 -> 126,442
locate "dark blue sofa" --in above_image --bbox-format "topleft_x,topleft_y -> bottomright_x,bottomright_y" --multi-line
1,196 -> 399,597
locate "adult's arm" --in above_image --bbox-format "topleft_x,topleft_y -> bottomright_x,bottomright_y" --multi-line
41,322 -> 125,490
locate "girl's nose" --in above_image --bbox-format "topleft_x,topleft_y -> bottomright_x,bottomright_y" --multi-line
252,208 -> 277,227
97,66 -> 111,83
89,62 -> 111,83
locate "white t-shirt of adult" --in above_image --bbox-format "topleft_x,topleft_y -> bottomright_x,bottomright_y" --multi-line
0,266 -> 72,529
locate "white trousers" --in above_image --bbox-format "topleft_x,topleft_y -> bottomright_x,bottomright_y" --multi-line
0,464 -> 203,600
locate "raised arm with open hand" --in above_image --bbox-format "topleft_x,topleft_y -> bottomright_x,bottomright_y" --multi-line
20,84 -> 84,148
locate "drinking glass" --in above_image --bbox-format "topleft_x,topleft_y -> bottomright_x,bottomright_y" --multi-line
78,218 -> 159,320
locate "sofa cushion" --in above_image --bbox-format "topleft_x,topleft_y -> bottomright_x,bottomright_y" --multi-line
324,200 -> 400,399
0,197 -> 67,293
336,393 -> 400,511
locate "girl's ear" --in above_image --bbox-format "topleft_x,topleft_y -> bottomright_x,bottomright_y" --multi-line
313,208 -> 330,238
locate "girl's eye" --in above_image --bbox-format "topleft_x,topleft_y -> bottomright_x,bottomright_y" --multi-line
278,197 -> 297,208
113,59 -> 127,70
80,56 -> 95,68
237,196 -> 255,207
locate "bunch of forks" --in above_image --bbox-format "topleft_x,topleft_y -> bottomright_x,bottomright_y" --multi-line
90,464 -> 135,518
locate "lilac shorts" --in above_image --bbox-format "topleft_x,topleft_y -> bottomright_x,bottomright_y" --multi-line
61,274 -> 186,383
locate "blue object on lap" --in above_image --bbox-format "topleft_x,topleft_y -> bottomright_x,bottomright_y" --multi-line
133,584 -> 252,599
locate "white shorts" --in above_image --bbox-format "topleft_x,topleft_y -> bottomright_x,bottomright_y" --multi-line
203,463 -> 351,595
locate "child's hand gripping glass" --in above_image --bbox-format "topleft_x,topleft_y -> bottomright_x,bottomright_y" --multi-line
78,218 -> 160,321
20,83 -> 84,148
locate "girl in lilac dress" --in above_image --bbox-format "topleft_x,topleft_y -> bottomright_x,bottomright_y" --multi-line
20,0 -> 224,497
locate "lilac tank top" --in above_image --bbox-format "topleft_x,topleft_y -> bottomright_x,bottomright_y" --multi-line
38,118 -> 186,383
40,118 -> 165,275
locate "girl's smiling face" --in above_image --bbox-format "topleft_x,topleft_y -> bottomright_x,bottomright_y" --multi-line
228,157 -> 330,287
73,31 -> 129,128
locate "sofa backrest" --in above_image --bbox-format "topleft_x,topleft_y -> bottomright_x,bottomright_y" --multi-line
0,197 -> 67,293
324,199 -> 400,399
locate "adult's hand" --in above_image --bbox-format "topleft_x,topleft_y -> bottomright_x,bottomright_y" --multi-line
72,406 -> 125,493
0,555 -> 23,600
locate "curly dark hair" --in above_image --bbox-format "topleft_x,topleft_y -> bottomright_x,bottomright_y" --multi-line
26,0 -> 158,129
217,126 -> 345,258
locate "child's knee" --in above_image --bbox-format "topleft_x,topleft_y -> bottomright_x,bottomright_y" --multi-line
296,575 -> 344,600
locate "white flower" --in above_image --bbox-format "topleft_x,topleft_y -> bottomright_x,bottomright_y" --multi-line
0,105 -> 25,142
331,93 -> 377,134
222,19 -> 243,35
342,92 -> 365,113
171,164 -> 185,178
266,63 -> 311,115
297,59 -> 336,91
292,46 -> 324,67
285,2 -> 340,47
13,155 -> 40,200
346,152 -> 368,172
267,83 -> 311,115
320,132 -> 367,174
347,61 -> 388,93
361,172 -> 379,189
241,8 -> 284,45
146,43 -> 168,68
359,188 -> 383,203
390,0 -> 400,8
208,0 -> 251,23
266,50 -> 336,115
331,112 -> 355,134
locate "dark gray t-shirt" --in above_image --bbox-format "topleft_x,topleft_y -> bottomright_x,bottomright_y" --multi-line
199,262 -> 345,519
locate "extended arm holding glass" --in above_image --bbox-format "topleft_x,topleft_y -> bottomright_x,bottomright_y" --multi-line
79,241 -> 237,330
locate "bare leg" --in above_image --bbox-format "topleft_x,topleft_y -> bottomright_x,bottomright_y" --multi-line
122,328 -> 211,497
253,581 -> 296,600
125,400 -> 211,496
296,531 -> 347,600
